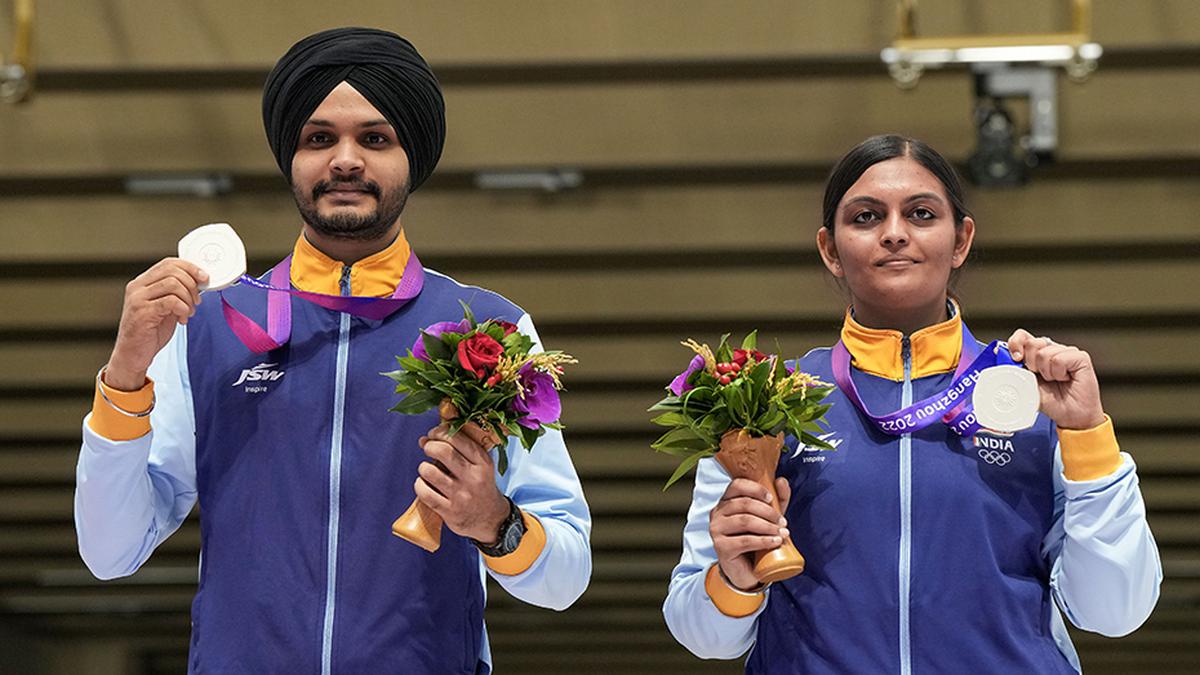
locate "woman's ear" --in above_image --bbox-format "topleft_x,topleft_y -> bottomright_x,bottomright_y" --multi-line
817,227 -> 844,278
952,217 -> 976,269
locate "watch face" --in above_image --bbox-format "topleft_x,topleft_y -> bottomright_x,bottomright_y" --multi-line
500,517 -> 525,553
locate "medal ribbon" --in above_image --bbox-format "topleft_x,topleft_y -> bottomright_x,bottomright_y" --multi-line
831,323 -> 1018,437
219,251 -> 425,353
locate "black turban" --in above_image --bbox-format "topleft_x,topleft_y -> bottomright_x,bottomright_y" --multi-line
262,27 -> 445,190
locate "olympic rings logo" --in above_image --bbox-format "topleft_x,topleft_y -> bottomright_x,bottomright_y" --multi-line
978,448 -> 1011,466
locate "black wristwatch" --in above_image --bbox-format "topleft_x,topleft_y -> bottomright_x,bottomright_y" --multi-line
473,497 -> 525,557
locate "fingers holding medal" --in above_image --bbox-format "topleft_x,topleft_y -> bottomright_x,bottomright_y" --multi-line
1005,329 -> 1107,431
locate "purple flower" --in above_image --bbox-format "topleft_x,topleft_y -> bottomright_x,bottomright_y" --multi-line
669,355 -> 706,396
412,320 -> 470,361
513,363 -> 561,429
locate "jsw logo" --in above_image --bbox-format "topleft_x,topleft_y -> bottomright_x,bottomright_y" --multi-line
974,435 -> 1015,452
233,363 -> 286,387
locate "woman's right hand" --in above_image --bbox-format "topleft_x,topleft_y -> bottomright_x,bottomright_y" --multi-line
104,258 -> 208,391
709,476 -> 791,592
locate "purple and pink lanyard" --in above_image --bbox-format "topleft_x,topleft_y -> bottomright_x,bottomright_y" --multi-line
220,252 -> 425,353
832,323 -> 1020,437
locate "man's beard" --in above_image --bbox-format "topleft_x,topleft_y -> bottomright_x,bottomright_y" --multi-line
294,176 -> 410,241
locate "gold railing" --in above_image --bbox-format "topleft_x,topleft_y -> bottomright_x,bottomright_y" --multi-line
882,0 -> 1101,87
1,0 -> 35,103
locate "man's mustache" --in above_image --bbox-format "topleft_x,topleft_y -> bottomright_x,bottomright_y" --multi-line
312,179 -> 382,201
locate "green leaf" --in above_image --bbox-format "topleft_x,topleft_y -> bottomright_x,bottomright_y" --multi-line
421,332 -> 452,361
653,444 -> 703,458
715,334 -> 733,363
799,431 -> 834,450
503,331 -> 534,353
722,382 -> 749,424
519,423 -> 541,453
458,299 -> 477,327
664,450 -> 715,490
756,409 -> 786,432
741,330 -> 758,352
388,388 -> 442,415
650,412 -> 690,428
653,426 -> 706,447
481,323 -> 507,341
648,395 -> 683,413
496,445 -> 509,475
396,355 -> 430,372
747,360 -> 771,410
442,332 -> 466,352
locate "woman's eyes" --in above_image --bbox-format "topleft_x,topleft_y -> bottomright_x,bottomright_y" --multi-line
851,207 -> 937,224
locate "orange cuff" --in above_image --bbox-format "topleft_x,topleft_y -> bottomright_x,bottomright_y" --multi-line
705,565 -> 765,618
1058,414 -> 1122,481
88,374 -> 154,441
483,510 -> 546,576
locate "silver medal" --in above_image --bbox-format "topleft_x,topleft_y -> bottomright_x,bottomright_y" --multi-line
972,365 -> 1040,433
178,222 -> 247,291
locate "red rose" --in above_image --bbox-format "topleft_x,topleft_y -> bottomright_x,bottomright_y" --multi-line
457,333 -> 504,378
493,320 -> 519,336
733,349 -> 768,366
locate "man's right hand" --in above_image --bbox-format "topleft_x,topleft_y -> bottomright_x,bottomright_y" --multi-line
709,477 -> 791,592
104,258 -> 208,391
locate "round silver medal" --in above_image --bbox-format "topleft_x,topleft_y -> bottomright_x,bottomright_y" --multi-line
178,222 -> 247,291
972,365 -> 1040,433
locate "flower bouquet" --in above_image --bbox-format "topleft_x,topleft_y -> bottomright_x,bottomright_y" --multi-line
649,331 -> 834,582
383,302 -> 575,551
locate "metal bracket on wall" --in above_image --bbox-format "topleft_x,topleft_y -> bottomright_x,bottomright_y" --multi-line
1,0 -> 34,103
880,0 -> 1101,88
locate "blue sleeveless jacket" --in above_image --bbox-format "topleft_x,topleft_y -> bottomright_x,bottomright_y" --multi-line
184,268 -> 524,673
744,344 -> 1074,674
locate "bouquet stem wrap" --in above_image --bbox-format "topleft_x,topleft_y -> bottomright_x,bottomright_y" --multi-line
391,400 -> 504,552
717,429 -> 806,584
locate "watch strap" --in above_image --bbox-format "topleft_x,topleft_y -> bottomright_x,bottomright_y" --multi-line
472,497 -> 524,557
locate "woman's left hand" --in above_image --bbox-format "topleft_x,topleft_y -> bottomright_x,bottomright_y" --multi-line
1006,329 -> 1107,431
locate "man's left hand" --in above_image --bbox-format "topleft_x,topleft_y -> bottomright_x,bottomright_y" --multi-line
414,422 -> 509,545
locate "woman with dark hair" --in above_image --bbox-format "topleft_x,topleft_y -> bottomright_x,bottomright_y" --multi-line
663,135 -> 1160,673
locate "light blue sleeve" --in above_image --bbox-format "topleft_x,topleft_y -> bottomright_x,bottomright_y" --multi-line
663,456 -> 766,660
74,324 -> 197,580
484,313 -> 592,611
1042,447 -> 1162,638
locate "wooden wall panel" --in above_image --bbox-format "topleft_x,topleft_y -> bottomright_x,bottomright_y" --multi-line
4,174 -> 1200,265
4,70 -> 1200,175
2,259 -> 1198,329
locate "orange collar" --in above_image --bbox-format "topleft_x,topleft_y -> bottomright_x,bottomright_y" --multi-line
840,302 -> 963,381
290,231 -> 412,297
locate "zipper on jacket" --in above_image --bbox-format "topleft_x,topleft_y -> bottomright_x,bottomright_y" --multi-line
321,264 -> 354,675
899,336 -> 913,675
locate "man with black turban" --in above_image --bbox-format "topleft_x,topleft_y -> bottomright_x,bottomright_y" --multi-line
75,27 -> 592,673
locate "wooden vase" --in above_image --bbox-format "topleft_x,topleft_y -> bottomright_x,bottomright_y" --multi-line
391,400 -> 504,552
716,429 -> 805,584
